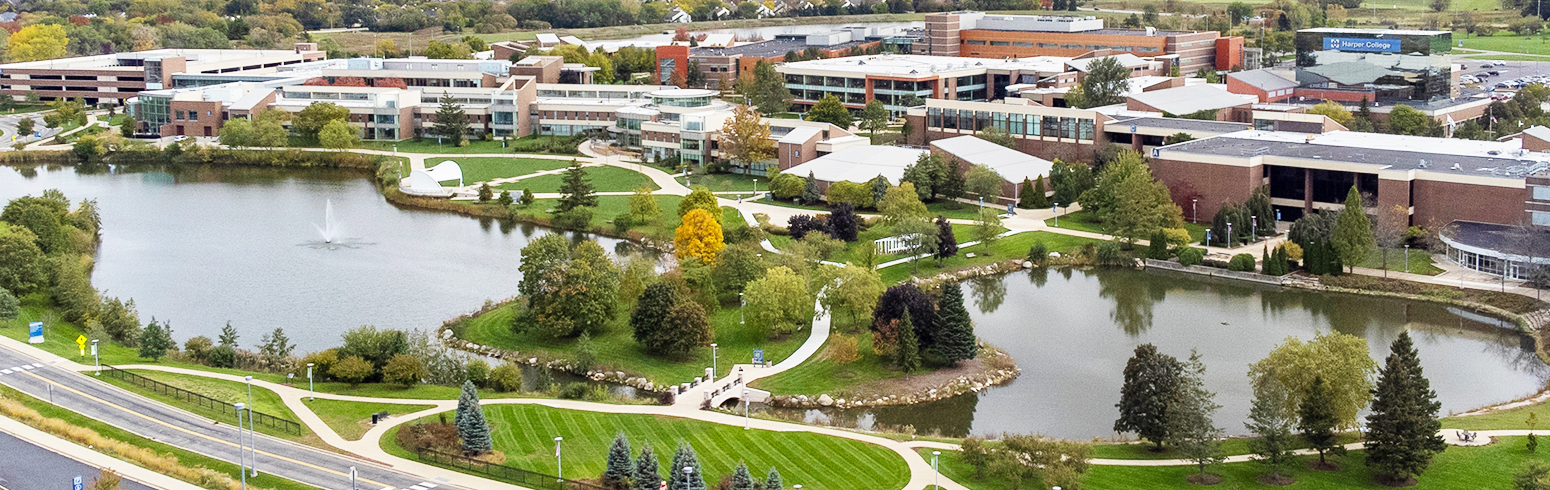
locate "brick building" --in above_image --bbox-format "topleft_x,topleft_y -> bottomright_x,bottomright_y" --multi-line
0,45 -> 326,105
923,12 -> 1247,74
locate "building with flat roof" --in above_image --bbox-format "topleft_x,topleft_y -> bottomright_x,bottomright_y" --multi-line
923,11 -> 1245,74
1293,27 -> 1452,103
654,33 -> 884,91
777,53 -> 1086,114
0,45 -> 326,105
930,135 -> 1054,205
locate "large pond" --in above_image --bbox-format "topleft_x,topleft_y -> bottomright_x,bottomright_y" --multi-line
0,165 -> 636,350
768,268 -> 1550,439
4,165 -> 1546,439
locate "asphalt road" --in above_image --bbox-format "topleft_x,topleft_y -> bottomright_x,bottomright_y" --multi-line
0,430 -> 155,490
0,346 -> 456,490
0,113 -> 62,144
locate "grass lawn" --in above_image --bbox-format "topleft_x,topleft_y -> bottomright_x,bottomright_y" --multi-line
931,437 -> 1545,489
918,448 -> 1018,490
438,157 -> 573,184
386,404 -> 910,490
1044,209 -> 1208,243
1441,399 -> 1550,430
303,398 -> 435,441
1359,248 -> 1443,276
458,295 -> 805,384
1090,433 -> 1362,460
748,316 -> 915,397
1460,32 -> 1550,56
3,103 -> 53,114
99,369 -> 309,441
926,201 -> 992,221
0,385 -> 314,490
877,231 -> 1100,284
497,166 -> 659,193
769,223 -> 986,267
357,138 -> 540,154
684,172 -> 765,194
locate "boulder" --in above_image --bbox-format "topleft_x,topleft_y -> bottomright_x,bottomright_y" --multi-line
817,394 -> 834,407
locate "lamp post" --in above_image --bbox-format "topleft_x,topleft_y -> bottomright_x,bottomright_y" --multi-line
743,388 -> 750,430
1252,216 -> 1258,242
244,375 -> 256,477
1405,244 -> 1410,274
1227,222 -> 1234,248
684,466 -> 695,490
932,450 -> 941,490
555,437 -> 564,481
1192,198 -> 1197,223
91,339 -> 99,376
306,363 -> 315,401
753,178 -> 759,200
739,293 -> 745,325
1053,203 -> 1059,227
234,402 -> 248,490
711,343 -> 719,378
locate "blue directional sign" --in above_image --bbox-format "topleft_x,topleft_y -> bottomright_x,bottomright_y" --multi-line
28,321 -> 43,344
1323,37 -> 1401,53
73,475 -> 83,490
752,349 -> 764,365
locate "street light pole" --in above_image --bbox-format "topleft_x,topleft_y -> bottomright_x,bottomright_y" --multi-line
234,402 -> 247,490
1252,216 -> 1257,242
743,388 -> 750,430
1053,203 -> 1059,227
1192,198 -> 1197,223
684,467 -> 695,489
739,293 -> 745,325
306,363 -> 314,401
932,450 -> 941,489
555,437 -> 564,481
91,339 -> 99,376
1405,245 -> 1410,274
244,375 -> 256,477
711,343 -> 718,377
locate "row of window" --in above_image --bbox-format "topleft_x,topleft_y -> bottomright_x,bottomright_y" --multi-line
961,40 -> 1160,53
784,74 -> 868,90
794,90 -> 865,105
926,107 -> 1096,140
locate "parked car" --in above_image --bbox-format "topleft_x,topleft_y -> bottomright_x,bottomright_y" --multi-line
1489,70 -> 1502,76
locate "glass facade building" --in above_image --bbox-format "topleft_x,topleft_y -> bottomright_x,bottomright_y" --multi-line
1294,28 -> 1452,102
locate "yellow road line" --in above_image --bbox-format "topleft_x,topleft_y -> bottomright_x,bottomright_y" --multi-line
13,370 -> 394,489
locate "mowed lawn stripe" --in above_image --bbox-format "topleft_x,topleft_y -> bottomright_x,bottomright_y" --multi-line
447,405 -> 908,489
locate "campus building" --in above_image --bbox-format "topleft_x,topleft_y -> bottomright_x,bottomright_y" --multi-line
922,12 -> 1248,74
1293,28 -> 1453,103
0,45 -> 327,105
613,88 -> 861,174
654,30 -> 885,90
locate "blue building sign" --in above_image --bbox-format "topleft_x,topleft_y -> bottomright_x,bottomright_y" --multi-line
1323,37 -> 1401,52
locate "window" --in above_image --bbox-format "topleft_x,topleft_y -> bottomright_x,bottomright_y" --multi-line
1027,114 -> 1040,136
1061,44 -> 1082,49
1534,210 -> 1550,226
1534,186 -> 1550,200
1061,117 -> 1076,139
928,106 -> 942,128
1078,119 -> 1095,140
376,114 -> 397,124
975,111 -> 990,131
966,40 -> 987,45
991,41 -> 1010,46
175,110 -> 185,121
1138,47 -> 1160,53
1038,43 -> 1058,48
492,112 -> 513,124
1042,116 -> 1058,137
1013,41 -> 1034,47
992,112 -> 1007,131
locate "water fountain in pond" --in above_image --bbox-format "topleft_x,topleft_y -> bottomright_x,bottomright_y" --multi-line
305,199 -> 367,249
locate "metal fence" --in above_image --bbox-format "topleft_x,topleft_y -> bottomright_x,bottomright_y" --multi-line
100,365 -> 303,436
417,447 -> 606,490
1144,259 -> 1287,286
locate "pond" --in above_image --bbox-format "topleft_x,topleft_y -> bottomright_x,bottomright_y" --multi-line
764,268 -> 1550,439
0,164 -> 640,351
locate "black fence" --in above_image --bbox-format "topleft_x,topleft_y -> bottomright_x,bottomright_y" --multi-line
417,447 -> 605,490
100,365 -> 303,436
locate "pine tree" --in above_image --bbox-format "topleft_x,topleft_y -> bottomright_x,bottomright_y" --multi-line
433,92 -> 469,146
1147,229 -> 1171,260
1246,373 -> 1295,482
870,176 -> 890,207
1299,376 -> 1344,467
934,216 -> 957,262
1168,350 -> 1224,481
603,433 -> 634,490
478,182 -> 493,202
1364,332 -> 1447,485
218,321 -> 239,347
1030,176 -> 1049,208
633,443 -> 662,490
940,163 -> 966,202
668,442 -> 706,490
1114,344 -> 1181,449
895,309 -> 921,373
763,468 -> 783,490
801,172 -> 820,204
1331,186 -> 1374,274
729,463 -> 755,490
933,282 -> 977,365
1017,178 -> 1038,209
454,380 -> 493,454
138,319 -> 174,361
556,160 -> 597,213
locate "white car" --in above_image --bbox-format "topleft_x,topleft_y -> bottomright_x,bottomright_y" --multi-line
172,135 -> 189,142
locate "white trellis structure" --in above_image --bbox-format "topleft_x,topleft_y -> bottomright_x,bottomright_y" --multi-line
874,233 -> 920,255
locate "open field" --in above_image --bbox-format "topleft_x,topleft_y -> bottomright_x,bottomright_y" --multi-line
496,165 -> 659,193
877,230 -> 1100,284
303,398 -> 436,440
435,157 -> 573,184
98,369 -> 308,441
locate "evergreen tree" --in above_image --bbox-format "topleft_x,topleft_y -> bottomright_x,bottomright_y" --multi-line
556,160 -> 597,213
1114,344 -> 1181,449
477,182 -> 493,202
1147,229 -> 1171,260
729,463 -> 755,490
218,321 -> 239,347
603,433 -> 635,490
1364,332 -> 1447,484
940,162 -> 966,202
1247,373 -> 1296,482
1023,176 -> 1049,209
763,467 -> 783,490
454,380 -> 493,454
870,176 -> 890,207
801,172 -> 820,204
1167,350 -> 1224,481
138,319 -> 174,361
1331,186 -> 1374,274
1298,376 -> 1344,467
631,282 -> 680,354
433,92 -> 469,146
933,282 -> 977,365
895,309 -> 921,372
633,443 -> 662,490
668,442 -> 706,490
934,216 -> 958,262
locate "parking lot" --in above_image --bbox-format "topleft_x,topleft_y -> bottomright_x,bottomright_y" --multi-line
1457,58 -> 1550,94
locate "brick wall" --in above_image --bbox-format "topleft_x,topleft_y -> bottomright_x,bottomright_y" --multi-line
1411,179 -> 1525,228
1149,158 -> 1261,219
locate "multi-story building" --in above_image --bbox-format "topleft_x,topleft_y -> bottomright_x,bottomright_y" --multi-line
653,30 -> 885,89
1293,28 -> 1453,102
0,45 -> 327,105
776,53 -> 1080,115
922,12 -> 1245,74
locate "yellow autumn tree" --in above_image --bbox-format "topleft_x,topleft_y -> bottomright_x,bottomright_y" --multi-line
674,208 -> 725,265
8,24 -> 69,62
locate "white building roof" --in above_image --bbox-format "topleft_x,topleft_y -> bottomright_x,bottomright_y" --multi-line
778,126 -> 822,145
536,33 -> 561,45
1066,54 -> 1147,72
781,145 -> 926,184
930,135 -> 1054,182
778,54 -> 1071,78
1128,84 -> 1256,115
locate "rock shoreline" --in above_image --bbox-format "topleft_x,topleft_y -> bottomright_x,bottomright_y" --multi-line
434,304 -> 665,395
770,346 -> 1021,409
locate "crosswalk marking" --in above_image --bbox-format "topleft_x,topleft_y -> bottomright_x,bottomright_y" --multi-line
1,370 -> 12,375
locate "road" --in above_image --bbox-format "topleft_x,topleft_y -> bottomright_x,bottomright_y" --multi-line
0,345 -> 455,490
0,113 -> 62,146
0,430 -> 156,490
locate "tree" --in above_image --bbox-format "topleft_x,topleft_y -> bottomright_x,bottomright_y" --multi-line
138,319 -> 174,362
974,208 -> 1002,253
901,153 -> 947,201
293,102 -> 350,142
939,162 -> 966,203
1092,152 -> 1184,244
721,104 -> 775,169
1168,350 -> 1224,482
893,215 -> 941,273
859,100 -> 890,142
1069,57 -> 1130,108
729,463 -> 755,490
870,176 -> 891,206
330,355 -> 374,387
1163,132 -> 1194,145
218,322 -> 240,348
1308,101 -> 1355,127
823,264 -> 884,327
0,229 -> 47,296
1050,160 -> 1095,206
879,183 -> 929,227
1386,104 -> 1432,136
1365,332 -> 1447,485
978,126 -> 1016,148
870,283 -> 939,357
455,381 -> 493,454
934,282 -> 977,365
964,164 -> 1004,203
497,190 -> 513,207
383,353 -> 426,388
763,467 -> 783,490
218,117 -> 256,148
801,172 -> 821,204
1299,376 -> 1345,467
744,266 -> 812,334
1247,373 -> 1296,482
556,160 -> 598,213
318,119 -> 359,149
634,443 -> 662,490
1019,176 -> 1049,209
517,236 -> 621,338
632,282 -> 680,351
677,186 -> 721,224
1114,344 -> 1181,449
934,216 -> 958,262
895,309 -> 921,372
828,204 -> 860,242
425,40 -> 473,59
339,326 -> 409,372
988,435 -> 1092,489
16,119 -> 33,138
1517,463 -> 1550,490
258,327 -> 295,371
739,61 -> 792,115
1249,331 -> 1376,430
603,434 -> 634,490
465,359 -> 491,388
1374,204 -> 1408,277
805,94 -> 853,129
1331,186 -> 1374,273
0,288 -> 17,322
8,25 -> 69,62
668,442 -> 706,490
432,92 -> 470,146
660,298 -> 712,359
628,187 -> 661,227
675,208 -> 725,265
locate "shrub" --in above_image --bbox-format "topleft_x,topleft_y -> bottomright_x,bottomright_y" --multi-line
1094,241 -> 1126,266
207,345 -> 236,369
298,349 -> 339,381
1228,253 -> 1257,272
1027,241 -> 1049,265
1277,241 -> 1304,263
465,359 -> 490,388
489,363 -> 522,392
769,172 -> 805,200
558,382 -> 589,399
658,390 -> 676,405
182,336 -> 213,365
552,207 -> 593,231
786,214 -> 829,240
826,181 -> 874,209
827,334 -> 860,364
1145,229 -> 1171,260
395,420 -> 460,453
1177,247 -> 1205,266
331,355 -> 375,387
383,353 -> 427,388
1162,228 -> 1192,247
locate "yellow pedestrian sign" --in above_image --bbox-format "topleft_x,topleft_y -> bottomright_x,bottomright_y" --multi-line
76,335 -> 87,356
